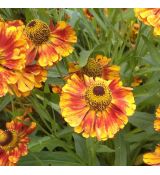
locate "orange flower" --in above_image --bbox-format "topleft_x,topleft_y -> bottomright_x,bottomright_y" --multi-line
134,8 -> 160,35
60,74 -> 136,141
82,55 -> 120,80
143,145 -> 160,165
25,19 -> 77,67
154,105 -> 160,132
131,76 -> 142,87
67,55 -> 120,81
0,114 -> 36,166
83,9 -> 94,20
0,21 -> 27,97
9,65 -> 47,97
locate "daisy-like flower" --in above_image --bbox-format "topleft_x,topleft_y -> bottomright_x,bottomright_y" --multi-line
60,74 -> 136,141
0,114 -> 36,166
134,8 -> 160,35
0,21 -> 27,97
82,55 -> 120,80
9,65 -> 47,97
67,55 -> 120,81
25,19 -> 77,67
143,145 -> 160,165
154,105 -> 160,132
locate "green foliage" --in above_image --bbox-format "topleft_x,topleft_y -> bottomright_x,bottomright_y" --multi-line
0,8 -> 160,166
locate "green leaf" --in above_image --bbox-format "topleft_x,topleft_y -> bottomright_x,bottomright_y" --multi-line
73,134 -> 88,162
114,131 -> 128,166
19,151 -> 84,166
36,9 -> 50,23
86,138 -> 99,165
24,9 -> 39,22
0,95 -> 12,111
29,136 -> 73,152
129,111 -> 155,133
78,49 -> 93,67
142,35 -> 160,66
96,145 -> 115,153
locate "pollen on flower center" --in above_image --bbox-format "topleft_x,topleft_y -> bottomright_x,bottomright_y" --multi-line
26,19 -> 50,45
0,130 -> 18,151
82,58 -> 103,78
85,82 -> 112,111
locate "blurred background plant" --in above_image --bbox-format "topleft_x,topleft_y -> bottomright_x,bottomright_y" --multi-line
0,8 -> 160,166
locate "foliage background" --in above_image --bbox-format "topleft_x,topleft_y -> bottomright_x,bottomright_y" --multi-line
0,8 -> 160,166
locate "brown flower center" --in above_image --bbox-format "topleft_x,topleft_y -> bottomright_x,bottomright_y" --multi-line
26,19 -> 50,45
0,130 -> 18,151
82,58 -> 103,78
93,86 -> 105,96
85,82 -> 112,111
0,130 -> 13,146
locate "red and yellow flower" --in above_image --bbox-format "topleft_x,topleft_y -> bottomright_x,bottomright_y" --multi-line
143,145 -> 160,165
60,74 -> 136,141
25,19 -> 77,67
9,65 -> 47,97
0,21 -> 27,97
154,105 -> 160,132
134,8 -> 160,35
0,114 -> 36,166
67,55 -> 120,81
82,55 -> 120,80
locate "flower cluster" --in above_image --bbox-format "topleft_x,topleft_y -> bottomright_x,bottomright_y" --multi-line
0,17 -> 77,165
60,54 -> 136,141
0,18 -> 77,97
4,8 -> 160,166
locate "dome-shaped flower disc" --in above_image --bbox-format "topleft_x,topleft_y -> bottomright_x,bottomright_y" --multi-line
60,74 -> 136,141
